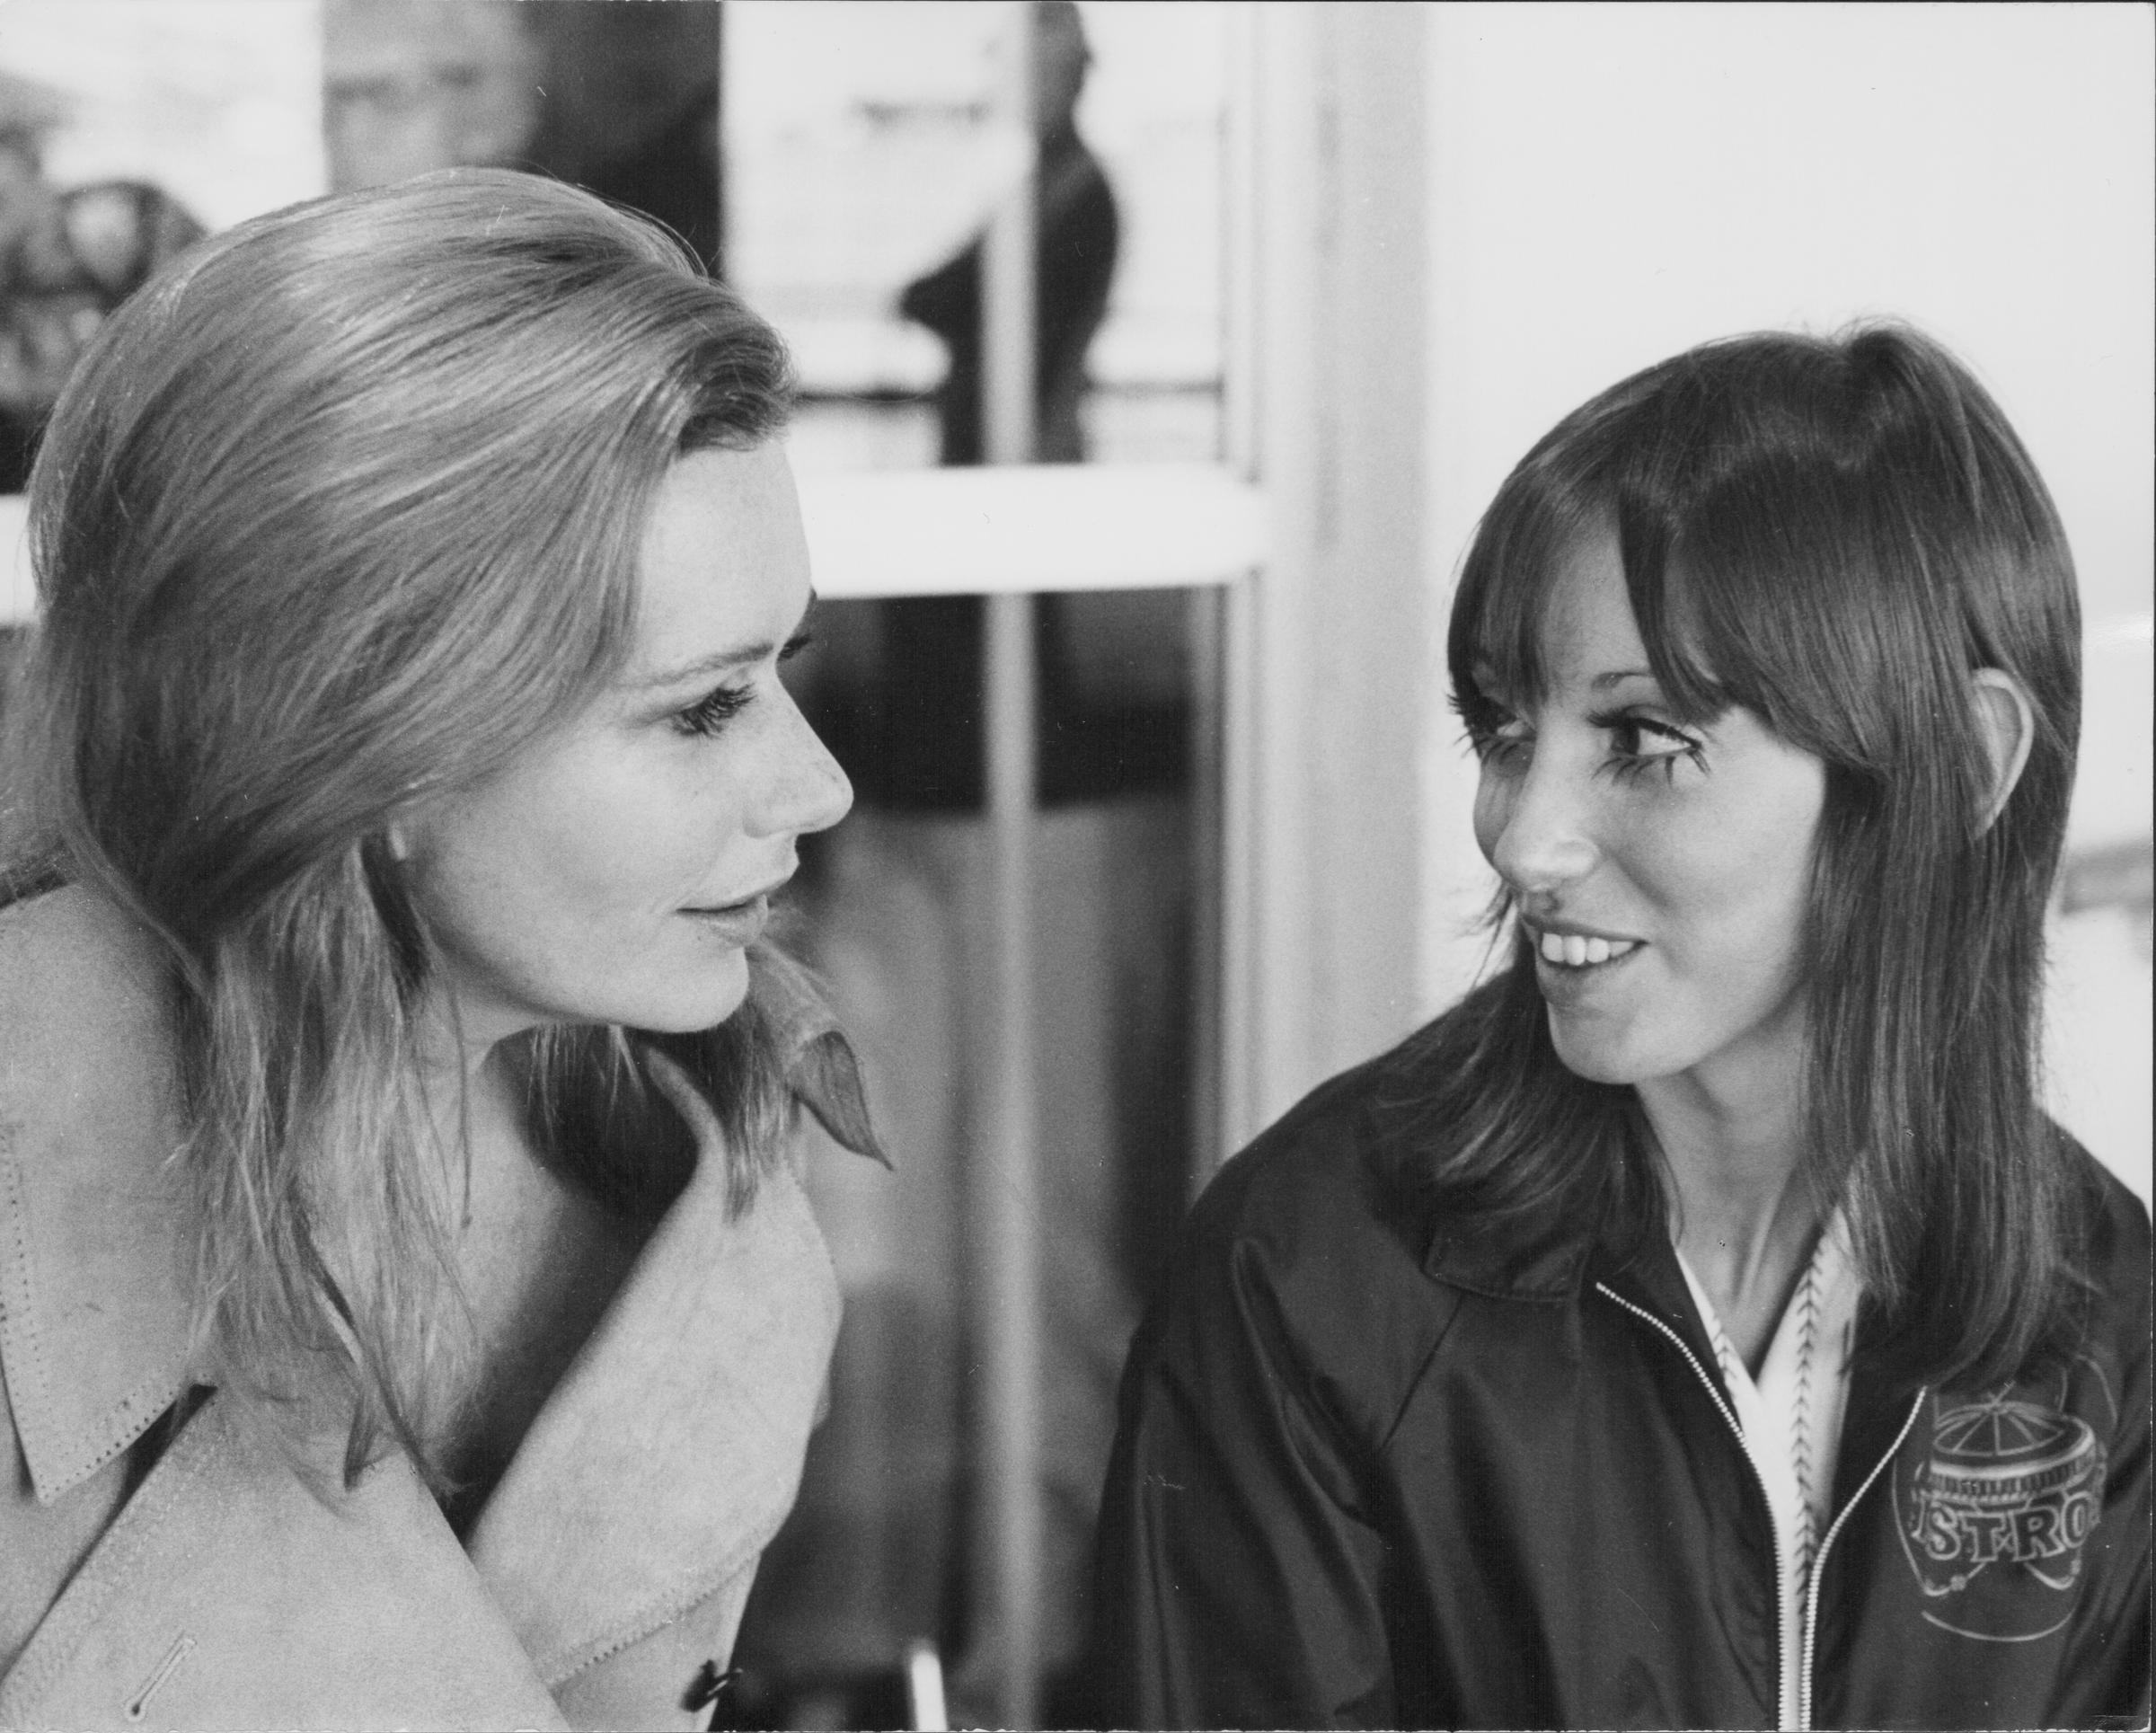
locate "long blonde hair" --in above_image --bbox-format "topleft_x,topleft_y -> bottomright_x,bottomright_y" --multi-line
6,171 -> 805,1483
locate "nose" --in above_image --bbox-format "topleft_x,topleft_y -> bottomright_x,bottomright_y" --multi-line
751,687 -> 853,840
1479,747 -> 1600,901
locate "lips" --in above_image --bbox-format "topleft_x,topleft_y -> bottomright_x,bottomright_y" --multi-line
1524,921 -> 1644,971
685,871 -> 792,917
679,894 -> 772,950
680,872 -> 790,944
686,891 -> 769,917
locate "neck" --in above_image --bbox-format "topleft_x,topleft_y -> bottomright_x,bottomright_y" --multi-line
411,991 -> 540,1221
1638,1038 -> 1819,1362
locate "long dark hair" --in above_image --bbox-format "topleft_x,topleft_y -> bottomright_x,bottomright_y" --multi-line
2,171 -> 810,1483
1414,323 -> 2087,1391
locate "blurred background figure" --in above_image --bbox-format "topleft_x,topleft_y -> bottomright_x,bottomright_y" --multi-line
0,70 -> 201,491
900,0 -> 1118,468
812,0 -> 1136,821
324,0 -> 725,271
323,0 -> 543,190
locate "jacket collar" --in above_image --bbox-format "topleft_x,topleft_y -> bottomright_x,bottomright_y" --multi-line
1411,1135 -> 1921,1446
0,886 -> 193,1502
466,1142 -> 839,1684
1409,1141 -> 1705,1344
1420,1191 -> 1607,1303
0,886 -> 876,1525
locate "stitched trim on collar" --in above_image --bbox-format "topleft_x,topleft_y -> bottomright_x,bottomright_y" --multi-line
0,888 -> 193,1503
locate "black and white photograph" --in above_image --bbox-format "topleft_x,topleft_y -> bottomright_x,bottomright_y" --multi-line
0,4 -> 2148,1730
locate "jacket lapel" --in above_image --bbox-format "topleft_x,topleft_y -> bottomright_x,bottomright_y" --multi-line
0,888 -> 192,1502
465,942 -> 871,1684
465,1154 -> 841,1686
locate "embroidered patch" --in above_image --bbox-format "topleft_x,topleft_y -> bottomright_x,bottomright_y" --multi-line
1894,1391 -> 2106,1640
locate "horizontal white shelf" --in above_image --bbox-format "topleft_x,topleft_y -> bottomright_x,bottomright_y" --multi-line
0,463 -> 1266,627
771,312 -> 1224,398
798,463 -> 1264,596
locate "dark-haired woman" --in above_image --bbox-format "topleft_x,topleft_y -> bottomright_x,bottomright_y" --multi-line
1093,325 -> 2150,1729
0,172 -> 877,1729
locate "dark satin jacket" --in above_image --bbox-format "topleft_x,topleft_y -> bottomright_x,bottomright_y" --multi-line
1092,1041 -> 2152,1730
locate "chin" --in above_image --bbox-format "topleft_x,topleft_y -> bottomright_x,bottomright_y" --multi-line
1545,1017 -> 1652,1087
613,950 -> 754,1034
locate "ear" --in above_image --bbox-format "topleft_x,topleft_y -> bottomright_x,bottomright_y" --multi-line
1969,667 -> 2036,833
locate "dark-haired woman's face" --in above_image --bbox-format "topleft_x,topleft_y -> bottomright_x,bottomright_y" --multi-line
1469,536 -> 1825,1110
403,445 -> 853,1048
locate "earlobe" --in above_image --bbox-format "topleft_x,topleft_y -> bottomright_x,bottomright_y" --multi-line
1969,668 -> 2036,833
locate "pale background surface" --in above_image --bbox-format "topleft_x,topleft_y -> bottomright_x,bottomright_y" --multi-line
1415,3 -> 2153,1197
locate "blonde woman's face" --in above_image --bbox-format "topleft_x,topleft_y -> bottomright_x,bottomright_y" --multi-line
406,445 -> 852,1048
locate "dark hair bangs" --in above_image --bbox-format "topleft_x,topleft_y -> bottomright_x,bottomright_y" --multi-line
1630,470 -> 1905,769
1447,460 -> 1591,730
1447,451 -> 1739,743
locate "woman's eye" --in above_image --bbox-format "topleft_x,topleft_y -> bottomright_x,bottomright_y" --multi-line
1601,713 -> 1704,783
666,632 -> 810,741
1471,717 -> 1534,770
673,684 -> 753,739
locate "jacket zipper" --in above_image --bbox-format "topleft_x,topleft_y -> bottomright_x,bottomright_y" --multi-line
1795,1390 -> 1925,1730
1597,1281 -> 1929,1733
1595,1283 -> 1797,1730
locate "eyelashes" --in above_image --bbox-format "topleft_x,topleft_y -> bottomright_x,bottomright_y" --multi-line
1456,697 -> 1709,783
1588,709 -> 1707,783
1453,690 -> 1514,759
669,630 -> 816,740
673,685 -> 753,738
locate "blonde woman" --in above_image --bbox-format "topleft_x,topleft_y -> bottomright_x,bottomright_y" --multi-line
0,171 -> 876,1729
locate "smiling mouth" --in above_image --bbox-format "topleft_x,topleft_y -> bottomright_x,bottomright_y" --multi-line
1532,930 -> 1643,969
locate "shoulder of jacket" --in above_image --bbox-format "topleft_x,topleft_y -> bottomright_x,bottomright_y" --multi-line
1173,1037 -> 1461,1439
2048,1129 -> 2152,1344
0,885 -> 193,1503
1192,1043 -> 1425,1260
2080,1151 -> 2152,1404
2080,1146 -> 2152,1276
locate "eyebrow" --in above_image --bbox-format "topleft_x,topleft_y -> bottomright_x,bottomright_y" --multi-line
626,590 -> 819,692
1589,668 -> 1657,691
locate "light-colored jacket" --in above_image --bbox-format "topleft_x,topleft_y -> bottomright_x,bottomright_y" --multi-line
0,886 -> 874,1731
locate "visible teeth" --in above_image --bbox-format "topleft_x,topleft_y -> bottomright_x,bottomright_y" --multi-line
1537,932 -> 1640,967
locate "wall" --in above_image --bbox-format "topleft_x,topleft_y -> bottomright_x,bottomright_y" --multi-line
1228,3 -> 1432,1144
1416,3 -> 2153,1189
